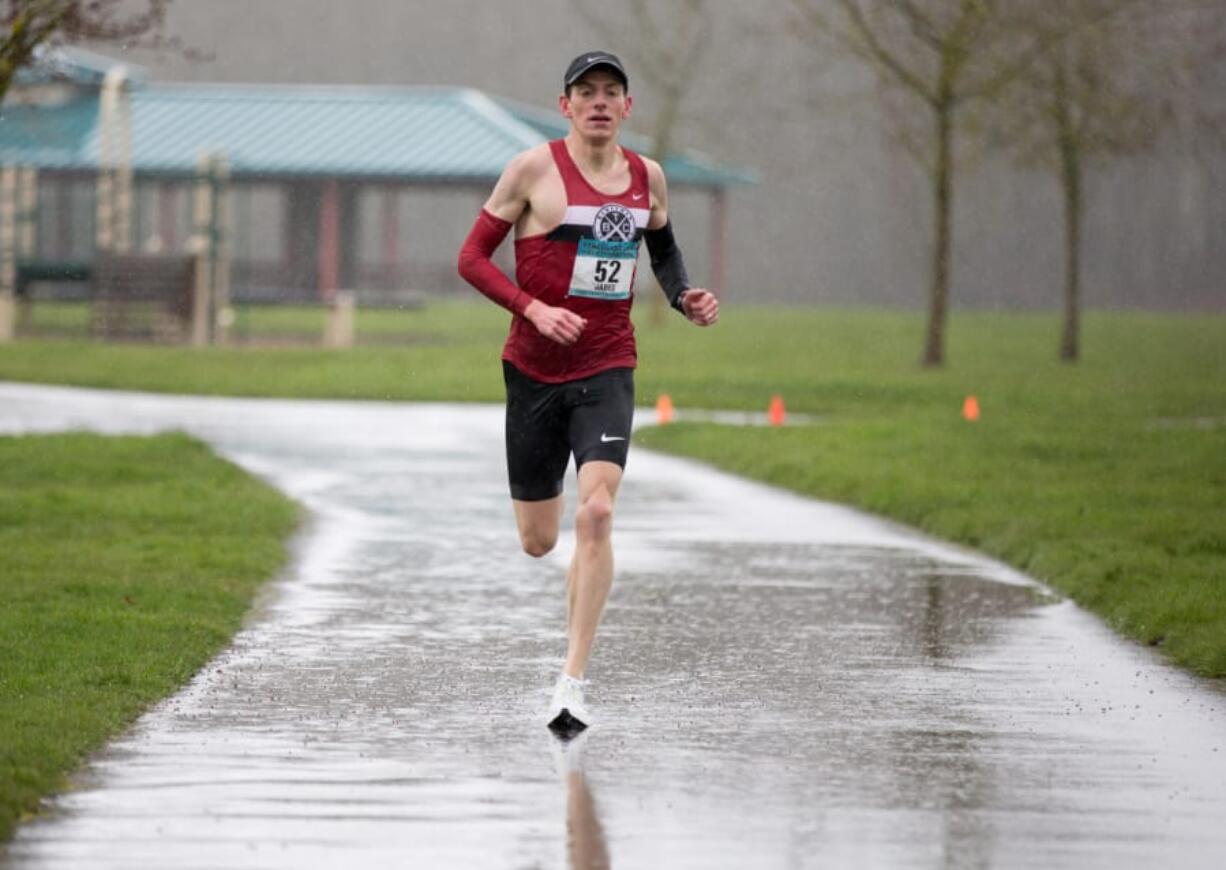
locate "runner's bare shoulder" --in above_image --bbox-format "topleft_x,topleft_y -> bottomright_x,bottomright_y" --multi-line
502,144 -> 554,192
487,144 -> 555,220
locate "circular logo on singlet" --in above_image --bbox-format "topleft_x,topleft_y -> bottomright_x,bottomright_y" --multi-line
592,204 -> 636,242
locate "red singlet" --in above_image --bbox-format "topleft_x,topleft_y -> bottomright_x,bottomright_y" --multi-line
503,139 -> 651,383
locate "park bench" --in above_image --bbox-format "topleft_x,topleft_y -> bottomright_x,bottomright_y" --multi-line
89,253 -> 198,342
16,259 -> 94,300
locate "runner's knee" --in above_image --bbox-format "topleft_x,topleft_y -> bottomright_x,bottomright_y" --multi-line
576,488 -> 614,541
520,527 -> 558,558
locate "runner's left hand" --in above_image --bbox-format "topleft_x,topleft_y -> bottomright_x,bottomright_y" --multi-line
681,289 -> 719,327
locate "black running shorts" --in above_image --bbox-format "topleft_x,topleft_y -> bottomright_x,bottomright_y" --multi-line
502,361 -> 635,502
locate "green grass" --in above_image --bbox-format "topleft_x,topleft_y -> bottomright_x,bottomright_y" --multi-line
5,300 -> 508,402
24,299 -> 441,341
1,301 -> 1223,678
0,432 -> 300,841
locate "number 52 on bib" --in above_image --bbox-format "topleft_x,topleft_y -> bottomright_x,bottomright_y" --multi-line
569,239 -> 638,301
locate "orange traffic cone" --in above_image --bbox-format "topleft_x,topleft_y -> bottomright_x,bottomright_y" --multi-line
656,393 -> 674,425
962,395 -> 980,422
768,394 -> 786,427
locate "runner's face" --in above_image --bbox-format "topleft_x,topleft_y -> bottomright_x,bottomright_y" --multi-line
561,71 -> 631,141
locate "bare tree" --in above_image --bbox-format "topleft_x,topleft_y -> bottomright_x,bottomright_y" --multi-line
989,0 -> 1226,361
0,1 -> 180,104
793,0 -> 1059,366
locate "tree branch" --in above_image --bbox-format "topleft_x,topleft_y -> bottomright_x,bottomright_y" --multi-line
831,0 -> 939,104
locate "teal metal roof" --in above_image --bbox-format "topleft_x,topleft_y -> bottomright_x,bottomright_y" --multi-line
0,83 -> 751,188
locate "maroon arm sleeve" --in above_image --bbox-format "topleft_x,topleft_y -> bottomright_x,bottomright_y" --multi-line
457,209 -> 533,316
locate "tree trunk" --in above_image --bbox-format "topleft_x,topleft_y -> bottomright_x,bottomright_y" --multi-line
1059,141 -> 1082,363
923,97 -> 954,368
1054,59 -> 1082,364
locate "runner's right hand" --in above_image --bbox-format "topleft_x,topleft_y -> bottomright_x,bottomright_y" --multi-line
525,300 -> 587,346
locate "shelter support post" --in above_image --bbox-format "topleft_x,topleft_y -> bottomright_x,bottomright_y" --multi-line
96,65 -> 133,254
0,292 -> 12,343
158,184 -> 179,252
0,166 -> 16,342
190,155 -> 214,346
381,187 -> 400,290
210,157 -> 232,345
18,167 -> 37,258
187,151 -> 230,347
318,180 -> 340,302
15,167 -> 37,332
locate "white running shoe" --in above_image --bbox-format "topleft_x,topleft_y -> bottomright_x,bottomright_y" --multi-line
547,673 -> 593,733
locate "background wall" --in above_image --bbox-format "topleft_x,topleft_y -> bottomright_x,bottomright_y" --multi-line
108,0 -> 1226,310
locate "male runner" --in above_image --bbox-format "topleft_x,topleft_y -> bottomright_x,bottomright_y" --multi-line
457,51 -> 719,732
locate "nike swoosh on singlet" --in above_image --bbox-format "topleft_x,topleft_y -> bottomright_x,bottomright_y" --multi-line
600,434 -> 627,443
632,193 -> 644,200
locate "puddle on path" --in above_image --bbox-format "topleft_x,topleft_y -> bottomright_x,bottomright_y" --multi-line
1,383 -> 1223,869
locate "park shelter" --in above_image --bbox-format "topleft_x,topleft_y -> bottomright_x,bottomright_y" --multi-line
0,47 -> 751,306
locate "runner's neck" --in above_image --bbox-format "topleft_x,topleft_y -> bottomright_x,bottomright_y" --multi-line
564,132 -> 624,179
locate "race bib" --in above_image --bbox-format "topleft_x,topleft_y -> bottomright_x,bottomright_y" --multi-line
569,238 -> 637,301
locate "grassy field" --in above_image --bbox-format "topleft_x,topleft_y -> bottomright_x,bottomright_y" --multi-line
0,433 -> 299,841
6,300 -> 508,402
1,300 -> 1223,678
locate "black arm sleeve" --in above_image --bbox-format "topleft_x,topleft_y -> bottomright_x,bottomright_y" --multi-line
644,221 -> 691,313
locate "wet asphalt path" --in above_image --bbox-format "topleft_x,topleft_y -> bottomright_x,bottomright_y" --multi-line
1,382 -> 1224,869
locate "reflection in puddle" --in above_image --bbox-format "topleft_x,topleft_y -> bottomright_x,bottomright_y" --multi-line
556,731 -> 611,870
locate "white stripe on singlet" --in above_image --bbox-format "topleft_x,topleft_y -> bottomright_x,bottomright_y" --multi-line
560,204 -> 651,228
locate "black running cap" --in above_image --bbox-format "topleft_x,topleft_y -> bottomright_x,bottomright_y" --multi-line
564,51 -> 628,90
